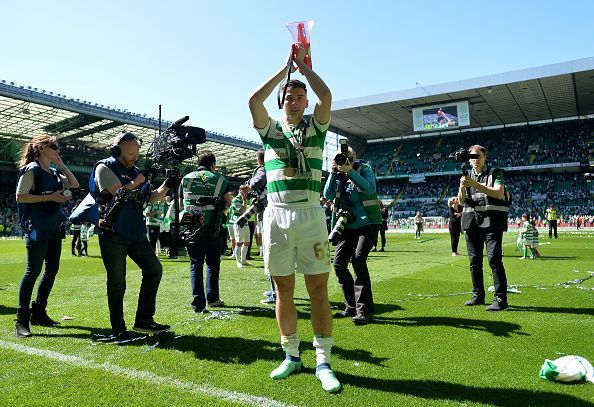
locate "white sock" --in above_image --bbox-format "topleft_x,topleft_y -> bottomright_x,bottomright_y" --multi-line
281,333 -> 300,359
313,335 -> 333,367
241,245 -> 248,263
235,245 -> 242,264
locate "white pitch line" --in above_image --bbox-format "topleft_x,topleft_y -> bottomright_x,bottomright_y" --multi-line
0,340 -> 296,407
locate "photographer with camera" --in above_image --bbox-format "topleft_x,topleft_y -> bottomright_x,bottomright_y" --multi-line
248,44 -> 341,392
181,151 -> 231,313
245,148 -> 276,304
248,149 -> 266,258
323,145 -> 381,326
14,135 -> 79,337
95,132 -> 174,340
458,145 -> 509,311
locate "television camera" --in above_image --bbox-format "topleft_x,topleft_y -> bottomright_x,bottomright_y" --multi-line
143,116 -> 207,256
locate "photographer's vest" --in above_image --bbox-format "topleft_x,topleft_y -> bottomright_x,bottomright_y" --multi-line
17,161 -> 65,242
546,208 -> 558,221
182,167 -> 226,226
461,166 -> 508,231
355,163 -> 381,224
94,157 -> 146,242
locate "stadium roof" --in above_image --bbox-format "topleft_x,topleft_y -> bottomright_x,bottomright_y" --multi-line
328,56 -> 594,143
0,81 -> 260,177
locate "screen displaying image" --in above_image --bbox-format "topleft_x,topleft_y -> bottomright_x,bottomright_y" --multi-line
412,101 -> 470,132
422,105 -> 459,130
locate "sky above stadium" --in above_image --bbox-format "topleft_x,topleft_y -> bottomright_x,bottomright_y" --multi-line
2,0 -> 593,143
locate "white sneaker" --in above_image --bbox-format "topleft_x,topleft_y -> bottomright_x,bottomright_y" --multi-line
316,364 -> 341,393
237,262 -> 243,268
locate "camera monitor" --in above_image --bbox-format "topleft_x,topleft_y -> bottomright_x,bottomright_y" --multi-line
412,101 -> 470,132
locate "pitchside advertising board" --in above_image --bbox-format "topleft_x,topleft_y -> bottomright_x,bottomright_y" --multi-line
412,101 -> 470,132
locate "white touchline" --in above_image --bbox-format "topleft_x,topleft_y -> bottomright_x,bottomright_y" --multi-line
0,340 -> 296,407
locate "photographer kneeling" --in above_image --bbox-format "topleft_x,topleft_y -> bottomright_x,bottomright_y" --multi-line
323,145 -> 381,325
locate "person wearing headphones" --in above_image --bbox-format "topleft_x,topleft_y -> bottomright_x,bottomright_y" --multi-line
94,132 -> 176,340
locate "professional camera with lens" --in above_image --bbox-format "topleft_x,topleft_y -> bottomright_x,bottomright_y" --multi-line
149,116 -> 206,166
328,209 -> 354,246
235,190 -> 267,228
98,185 -> 152,230
334,139 -> 350,166
448,148 -> 479,162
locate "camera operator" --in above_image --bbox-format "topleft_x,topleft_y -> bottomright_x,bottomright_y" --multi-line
181,151 -> 231,313
95,132 -> 173,339
323,146 -> 381,325
14,135 -> 79,337
458,145 -> 509,311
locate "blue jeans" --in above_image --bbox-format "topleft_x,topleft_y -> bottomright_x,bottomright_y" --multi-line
187,234 -> 221,312
98,232 -> 163,333
18,236 -> 62,310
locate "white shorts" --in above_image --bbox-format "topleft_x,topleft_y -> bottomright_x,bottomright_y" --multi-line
234,223 -> 250,243
227,223 -> 235,240
263,204 -> 331,276
255,220 -> 263,235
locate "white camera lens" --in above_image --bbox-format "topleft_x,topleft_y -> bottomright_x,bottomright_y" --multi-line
62,189 -> 72,198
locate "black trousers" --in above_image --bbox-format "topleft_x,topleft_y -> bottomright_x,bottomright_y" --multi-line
246,220 -> 255,256
99,232 -> 163,333
333,224 -> 379,316
379,221 -> 387,248
71,229 -> 82,255
147,225 -> 160,251
449,223 -> 461,253
464,221 -> 507,300
548,220 -> 558,239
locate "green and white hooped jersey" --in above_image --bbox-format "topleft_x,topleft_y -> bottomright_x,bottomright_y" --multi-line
144,202 -> 165,227
230,195 -> 245,222
256,116 -> 328,205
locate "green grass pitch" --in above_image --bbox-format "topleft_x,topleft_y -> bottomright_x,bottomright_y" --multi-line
0,231 -> 592,406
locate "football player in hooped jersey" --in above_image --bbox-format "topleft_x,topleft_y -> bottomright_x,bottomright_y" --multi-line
248,44 -> 340,393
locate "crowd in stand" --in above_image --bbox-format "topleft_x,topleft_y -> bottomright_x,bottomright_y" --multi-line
58,143 -> 105,168
363,120 -> 593,176
376,171 -> 593,226
361,119 -> 594,226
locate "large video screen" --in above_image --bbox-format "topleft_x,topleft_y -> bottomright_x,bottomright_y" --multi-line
412,101 -> 470,132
